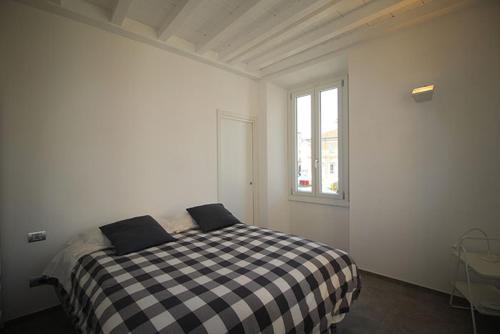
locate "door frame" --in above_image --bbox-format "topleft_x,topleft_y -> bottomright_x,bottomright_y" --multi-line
217,110 -> 257,225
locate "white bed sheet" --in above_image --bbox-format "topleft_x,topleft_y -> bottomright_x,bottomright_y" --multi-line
43,229 -> 112,292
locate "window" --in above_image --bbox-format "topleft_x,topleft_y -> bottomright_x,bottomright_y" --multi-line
289,78 -> 348,206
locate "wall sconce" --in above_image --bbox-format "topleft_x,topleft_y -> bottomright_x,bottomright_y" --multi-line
411,84 -> 434,102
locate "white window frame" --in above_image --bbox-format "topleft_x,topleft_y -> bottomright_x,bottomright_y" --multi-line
288,76 -> 349,207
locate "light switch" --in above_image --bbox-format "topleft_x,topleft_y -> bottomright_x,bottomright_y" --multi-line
28,231 -> 46,243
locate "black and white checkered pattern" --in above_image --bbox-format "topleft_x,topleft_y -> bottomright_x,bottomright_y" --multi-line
66,224 -> 360,334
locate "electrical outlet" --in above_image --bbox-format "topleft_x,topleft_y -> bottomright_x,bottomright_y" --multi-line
27,231 -> 46,243
29,276 -> 48,287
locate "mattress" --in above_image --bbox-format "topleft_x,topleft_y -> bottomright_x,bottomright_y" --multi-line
49,224 -> 360,333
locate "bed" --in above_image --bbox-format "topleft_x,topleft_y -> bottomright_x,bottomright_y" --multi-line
45,223 -> 360,334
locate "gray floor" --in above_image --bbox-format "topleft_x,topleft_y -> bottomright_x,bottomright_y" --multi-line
0,307 -> 74,334
1,271 -> 498,333
338,271 -> 499,334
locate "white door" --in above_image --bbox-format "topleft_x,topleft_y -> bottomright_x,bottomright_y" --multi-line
218,112 -> 254,225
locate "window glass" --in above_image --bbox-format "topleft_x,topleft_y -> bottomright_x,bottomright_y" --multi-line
320,88 -> 339,194
296,95 -> 312,192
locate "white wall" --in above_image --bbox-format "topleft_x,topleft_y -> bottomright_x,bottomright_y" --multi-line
261,83 -> 290,233
348,1 -> 500,292
0,1 -> 259,320
290,203 -> 349,251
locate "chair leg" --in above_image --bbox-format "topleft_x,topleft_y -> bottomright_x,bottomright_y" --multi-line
469,303 -> 477,334
464,262 -> 478,334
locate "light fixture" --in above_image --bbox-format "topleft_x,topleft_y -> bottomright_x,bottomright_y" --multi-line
411,84 -> 434,102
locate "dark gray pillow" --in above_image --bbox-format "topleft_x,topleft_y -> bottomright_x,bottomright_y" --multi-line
186,203 -> 241,232
99,215 -> 175,255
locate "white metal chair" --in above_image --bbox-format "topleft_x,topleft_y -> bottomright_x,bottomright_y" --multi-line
450,228 -> 500,334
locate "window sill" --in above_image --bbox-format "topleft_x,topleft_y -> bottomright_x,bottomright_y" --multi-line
288,195 -> 350,208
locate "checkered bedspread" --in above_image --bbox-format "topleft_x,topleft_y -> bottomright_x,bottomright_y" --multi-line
66,224 -> 360,334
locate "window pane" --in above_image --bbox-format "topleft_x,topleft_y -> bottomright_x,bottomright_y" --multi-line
320,88 -> 339,194
296,95 -> 312,192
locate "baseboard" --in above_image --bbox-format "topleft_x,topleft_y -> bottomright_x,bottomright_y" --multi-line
358,268 -> 452,297
3,305 -> 62,327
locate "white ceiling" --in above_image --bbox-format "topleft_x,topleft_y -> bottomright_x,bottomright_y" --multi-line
17,0 -> 477,81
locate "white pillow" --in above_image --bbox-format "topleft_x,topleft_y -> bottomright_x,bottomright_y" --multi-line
155,212 -> 198,234
65,227 -> 112,247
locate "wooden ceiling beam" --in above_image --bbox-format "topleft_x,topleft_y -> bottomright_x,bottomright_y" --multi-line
196,0 -> 265,55
110,0 -> 132,26
158,0 -> 203,41
219,0 -> 336,63
229,0 -> 347,65
247,0 -> 422,70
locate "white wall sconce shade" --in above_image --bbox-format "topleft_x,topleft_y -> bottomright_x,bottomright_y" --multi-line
411,84 -> 434,102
